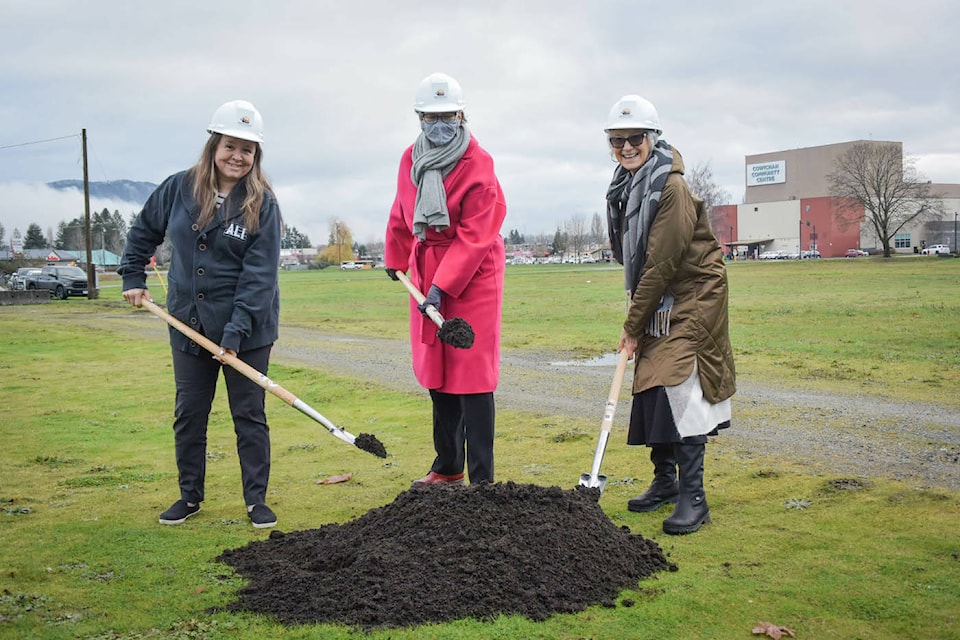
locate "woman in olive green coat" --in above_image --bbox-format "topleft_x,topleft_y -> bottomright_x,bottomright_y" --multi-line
604,95 -> 735,535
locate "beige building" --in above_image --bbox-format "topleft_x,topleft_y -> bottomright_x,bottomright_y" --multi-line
714,141 -> 959,257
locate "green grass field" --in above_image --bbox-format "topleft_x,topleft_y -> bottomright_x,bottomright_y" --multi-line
1,257 -> 958,639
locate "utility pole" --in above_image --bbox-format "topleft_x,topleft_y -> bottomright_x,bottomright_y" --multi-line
954,212 -> 957,255
82,129 -> 98,299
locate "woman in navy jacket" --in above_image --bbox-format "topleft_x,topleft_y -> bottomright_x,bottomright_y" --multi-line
118,100 -> 282,529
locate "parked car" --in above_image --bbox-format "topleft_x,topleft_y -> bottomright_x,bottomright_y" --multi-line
920,244 -> 950,255
844,249 -> 868,258
801,250 -> 821,259
9,267 -> 41,290
339,261 -> 364,270
24,265 -> 89,299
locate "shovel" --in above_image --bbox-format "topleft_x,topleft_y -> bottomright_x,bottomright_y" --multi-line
139,299 -> 387,458
394,271 -> 475,349
579,349 -> 631,492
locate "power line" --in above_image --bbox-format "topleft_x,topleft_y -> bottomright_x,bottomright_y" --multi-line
0,134 -> 79,151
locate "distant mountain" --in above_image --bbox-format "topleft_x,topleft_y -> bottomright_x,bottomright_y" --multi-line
47,179 -> 157,204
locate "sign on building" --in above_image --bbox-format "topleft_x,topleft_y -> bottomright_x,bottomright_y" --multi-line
746,160 -> 786,186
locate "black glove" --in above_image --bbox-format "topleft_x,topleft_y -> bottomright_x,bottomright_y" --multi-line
385,268 -> 399,281
417,284 -> 443,316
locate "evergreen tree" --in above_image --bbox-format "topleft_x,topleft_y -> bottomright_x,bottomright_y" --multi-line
282,225 -> 312,249
551,227 -> 567,256
23,223 -> 48,249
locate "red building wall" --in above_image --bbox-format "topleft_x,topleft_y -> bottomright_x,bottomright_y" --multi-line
799,197 -> 863,258
710,204 -> 738,248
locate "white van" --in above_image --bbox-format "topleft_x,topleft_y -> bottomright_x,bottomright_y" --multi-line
921,244 -> 950,255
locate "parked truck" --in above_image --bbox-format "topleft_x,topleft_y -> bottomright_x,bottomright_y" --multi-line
24,265 -> 90,299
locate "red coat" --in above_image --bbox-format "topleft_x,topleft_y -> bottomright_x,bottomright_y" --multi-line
385,135 -> 506,393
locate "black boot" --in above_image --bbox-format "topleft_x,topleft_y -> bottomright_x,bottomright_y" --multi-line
627,445 -> 679,512
662,443 -> 710,534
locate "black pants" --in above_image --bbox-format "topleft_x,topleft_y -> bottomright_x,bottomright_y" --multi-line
428,390 -> 495,483
171,345 -> 272,506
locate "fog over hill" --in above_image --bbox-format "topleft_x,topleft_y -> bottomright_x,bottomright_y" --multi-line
46,179 -> 157,205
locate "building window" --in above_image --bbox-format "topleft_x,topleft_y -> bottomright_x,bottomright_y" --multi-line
894,233 -> 911,249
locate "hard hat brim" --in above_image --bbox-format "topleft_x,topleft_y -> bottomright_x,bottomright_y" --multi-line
414,104 -> 465,114
208,128 -> 264,144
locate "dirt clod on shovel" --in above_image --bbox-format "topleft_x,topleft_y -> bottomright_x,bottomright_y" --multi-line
437,316 -> 475,349
217,481 -> 675,630
353,432 -> 387,458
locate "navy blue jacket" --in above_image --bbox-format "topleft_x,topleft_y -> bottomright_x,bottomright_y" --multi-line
118,170 -> 281,353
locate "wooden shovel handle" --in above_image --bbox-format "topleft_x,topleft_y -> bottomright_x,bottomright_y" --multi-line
600,349 -> 631,434
139,299 -> 360,447
140,299 -> 297,407
394,271 -> 445,330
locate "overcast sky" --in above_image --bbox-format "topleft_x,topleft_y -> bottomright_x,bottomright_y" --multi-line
2,0 -> 958,248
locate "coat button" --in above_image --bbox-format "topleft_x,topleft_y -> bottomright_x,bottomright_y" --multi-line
197,293 -> 204,300
197,268 -> 204,276
191,224 -> 199,231
190,317 -> 198,324
198,243 -> 206,251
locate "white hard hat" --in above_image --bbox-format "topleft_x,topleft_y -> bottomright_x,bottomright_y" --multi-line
414,72 -> 465,113
207,99 -> 264,144
604,95 -> 661,133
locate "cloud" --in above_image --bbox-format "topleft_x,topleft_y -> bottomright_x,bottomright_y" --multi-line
0,182 -> 142,239
2,0 -> 958,244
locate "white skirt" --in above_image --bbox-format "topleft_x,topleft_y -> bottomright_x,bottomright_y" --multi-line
664,363 -> 732,439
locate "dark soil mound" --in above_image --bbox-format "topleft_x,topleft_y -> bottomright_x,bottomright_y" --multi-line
217,481 -> 675,630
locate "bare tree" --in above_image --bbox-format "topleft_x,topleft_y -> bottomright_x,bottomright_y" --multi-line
590,212 -> 605,245
565,214 -> 588,262
686,161 -> 731,237
828,142 -> 944,257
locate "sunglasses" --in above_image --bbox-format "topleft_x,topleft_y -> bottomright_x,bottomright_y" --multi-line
420,113 -> 460,124
608,132 -> 647,149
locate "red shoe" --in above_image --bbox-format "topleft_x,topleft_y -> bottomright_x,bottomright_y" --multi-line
411,471 -> 465,486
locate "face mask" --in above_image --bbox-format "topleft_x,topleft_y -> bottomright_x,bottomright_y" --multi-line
421,119 -> 459,146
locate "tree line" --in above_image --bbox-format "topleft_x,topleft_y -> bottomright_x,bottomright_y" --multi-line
5,151 -> 943,262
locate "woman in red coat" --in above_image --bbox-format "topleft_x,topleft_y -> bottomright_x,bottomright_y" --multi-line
384,72 -> 506,486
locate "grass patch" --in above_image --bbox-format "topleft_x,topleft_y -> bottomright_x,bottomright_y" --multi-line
0,259 -> 958,638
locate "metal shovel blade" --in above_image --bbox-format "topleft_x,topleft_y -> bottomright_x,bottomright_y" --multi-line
579,429 -> 611,492
578,471 -> 607,491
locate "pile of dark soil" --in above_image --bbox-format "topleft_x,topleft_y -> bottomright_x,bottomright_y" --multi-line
217,481 -> 675,630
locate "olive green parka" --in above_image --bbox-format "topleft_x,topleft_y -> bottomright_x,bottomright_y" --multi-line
623,149 -> 736,403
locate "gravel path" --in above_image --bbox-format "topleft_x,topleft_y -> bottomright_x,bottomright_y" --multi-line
95,314 -> 960,490
275,325 -> 960,490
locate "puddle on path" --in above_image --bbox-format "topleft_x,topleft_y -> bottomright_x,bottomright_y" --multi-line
550,353 -> 623,367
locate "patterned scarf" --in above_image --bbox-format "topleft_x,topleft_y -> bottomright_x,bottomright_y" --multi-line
410,126 -> 470,240
605,140 -> 675,336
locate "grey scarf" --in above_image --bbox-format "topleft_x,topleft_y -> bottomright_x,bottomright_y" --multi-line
605,140 -> 675,336
411,126 -> 470,240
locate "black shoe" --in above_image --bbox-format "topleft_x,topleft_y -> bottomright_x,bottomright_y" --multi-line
627,480 -> 679,512
627,445 -> 679,512
248,504 -> 277,529
662,493 -> 711,534
662,443 -> 710,535
159,500 -> 200,525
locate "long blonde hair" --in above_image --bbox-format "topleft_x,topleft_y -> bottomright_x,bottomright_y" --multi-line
191,133 -> 273,234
